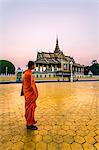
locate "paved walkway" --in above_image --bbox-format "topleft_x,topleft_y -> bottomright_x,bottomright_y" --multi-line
0,82 -> 99,150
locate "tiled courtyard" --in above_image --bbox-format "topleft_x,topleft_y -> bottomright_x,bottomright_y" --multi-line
0,82 -> 99,150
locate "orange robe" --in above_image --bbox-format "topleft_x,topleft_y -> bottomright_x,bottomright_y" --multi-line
22,69 -> 38,126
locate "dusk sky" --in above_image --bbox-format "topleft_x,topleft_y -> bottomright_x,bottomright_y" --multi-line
0,0 -> 99,69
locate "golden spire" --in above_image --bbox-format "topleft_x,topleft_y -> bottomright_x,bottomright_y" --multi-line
54,35 -> 61,53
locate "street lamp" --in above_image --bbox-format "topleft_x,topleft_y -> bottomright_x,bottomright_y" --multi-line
70,61 -> 73,82
6,66 -> 8,76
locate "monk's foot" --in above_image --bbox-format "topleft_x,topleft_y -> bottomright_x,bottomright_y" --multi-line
33,120 -> 37,124
27,125 -> 38,130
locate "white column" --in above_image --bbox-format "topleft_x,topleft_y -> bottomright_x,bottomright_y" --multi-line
70,61 -> 73,82
68,63 -> 70,71
40,66 -> 42,72
36,67 -> 38,71
38,64 -> 40,71
43,66 -> 46,71
52,66 -> 54,72
6,67 -> 8,76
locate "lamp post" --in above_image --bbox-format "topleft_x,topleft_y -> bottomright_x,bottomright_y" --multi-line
6,66 -> 8,76
70,61 -> 73,82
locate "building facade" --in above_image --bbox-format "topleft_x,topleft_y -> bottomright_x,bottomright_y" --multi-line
33,38 -> 84,80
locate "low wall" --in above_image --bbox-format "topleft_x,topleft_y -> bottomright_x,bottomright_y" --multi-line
0,74 -> 99,83
0,75 -> 16,82
78,75 -> 99,81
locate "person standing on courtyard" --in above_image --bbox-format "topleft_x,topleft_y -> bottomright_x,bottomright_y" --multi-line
22,61 -> 38,130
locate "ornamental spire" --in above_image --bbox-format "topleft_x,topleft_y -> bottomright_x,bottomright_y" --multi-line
54,35 -> 61,53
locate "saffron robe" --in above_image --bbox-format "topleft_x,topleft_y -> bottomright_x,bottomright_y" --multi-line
22,69 -> 38,125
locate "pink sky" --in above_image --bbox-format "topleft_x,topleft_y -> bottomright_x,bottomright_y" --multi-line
0,0 -> 99,70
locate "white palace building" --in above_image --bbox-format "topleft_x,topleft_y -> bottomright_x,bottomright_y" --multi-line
32,37 -> 85,81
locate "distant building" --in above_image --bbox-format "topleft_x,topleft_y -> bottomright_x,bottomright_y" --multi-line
88,70 -> 93,77
34,37 -> 84,79
16,67 -> 23,82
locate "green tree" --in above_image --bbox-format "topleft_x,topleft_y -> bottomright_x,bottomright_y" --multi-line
90,63 -> 99,75
84,66 -> 90,75
0,60 -> 15,75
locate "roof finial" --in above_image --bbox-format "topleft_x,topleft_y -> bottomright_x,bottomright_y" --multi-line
54,35 -> 61,53
56,34 -> 58,44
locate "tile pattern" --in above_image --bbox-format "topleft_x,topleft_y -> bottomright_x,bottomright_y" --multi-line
0,82 -> 99,150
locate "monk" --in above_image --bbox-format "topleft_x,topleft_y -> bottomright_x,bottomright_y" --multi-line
22,61 -> 38,130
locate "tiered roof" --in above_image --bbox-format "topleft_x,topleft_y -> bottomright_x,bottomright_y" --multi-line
35,37 -> 83,67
